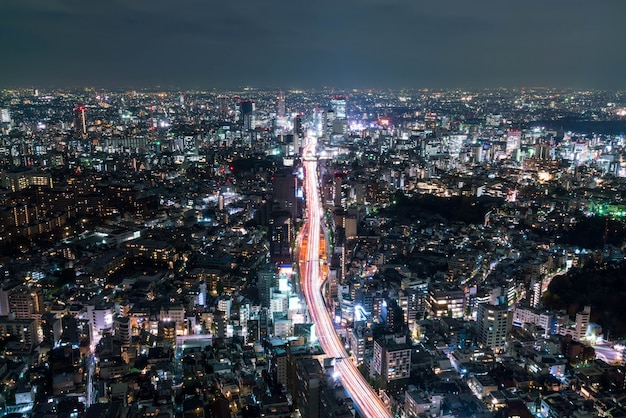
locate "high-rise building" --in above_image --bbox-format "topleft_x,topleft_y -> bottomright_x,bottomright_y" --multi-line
74,106 -> 87,139
427,284 -> 465,319
385,299 -> 406,333
61,315 -> 81,346
239,99 -> 255,130
574,305 -> 591,342
0,109 -> 11,124
506,129 -> 522,155
247,319 -> 260,343
330,96 -> 347,119
333,173 -> 343,208
347,322 -> 369,362
276,91 -> 286,118
293,114 -> 303,154
0,169 -> 53,192
272,348 -> 288,387
113,316 -> 132,346
0,288 -> 11,316
41,312 -> 62,345
87,302 -> 115,340
258,308 -> 269,340
371,334 -> 411,388
477,303 -> 512,352
257,264 -> 278,307
296,358 -> 323,418
272,168 -> 298,220
268,213 -> 293,264
401,279 -> 429,323
512,306 -> 556,337
8,286 -> 43,320
404,387 -> 443,418
0,315 -> 39,347
217,95 -> 229,120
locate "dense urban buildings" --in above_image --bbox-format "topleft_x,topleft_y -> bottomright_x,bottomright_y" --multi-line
0,87 -> 625,417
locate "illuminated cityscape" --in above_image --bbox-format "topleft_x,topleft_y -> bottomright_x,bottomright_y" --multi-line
1,1 -> 626,417
0,88 -> 624,418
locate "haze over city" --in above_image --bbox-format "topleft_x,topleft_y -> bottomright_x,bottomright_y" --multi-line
2,0 -> 626,89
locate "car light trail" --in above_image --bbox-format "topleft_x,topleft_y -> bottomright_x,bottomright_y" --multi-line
298,131 -> 391,418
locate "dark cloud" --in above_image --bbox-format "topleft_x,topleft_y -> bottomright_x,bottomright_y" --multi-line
1,0 -> 625,89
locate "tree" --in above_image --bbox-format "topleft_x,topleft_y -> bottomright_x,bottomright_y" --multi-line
58,268 -> 76,287
582,346 -> 596,363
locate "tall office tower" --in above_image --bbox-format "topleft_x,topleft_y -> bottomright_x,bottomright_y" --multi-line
295,358 -> 324,418
268,212 -> 293,263
330,95 -> 347,119
477,303 -> 512,353
371,334 -> 411,389
293,114 -> 303,154
74,106 -> 87,139
258,264 -> 278,307
276,91 -> 286,118
239,99 -> 255,130
272,168 -> 298,220
536,141 -> 551,160
217,95 -> 229,120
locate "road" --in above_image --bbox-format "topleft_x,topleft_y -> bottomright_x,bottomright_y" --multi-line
593,342 -> 624,365
299,134 -> 391,418
87,350 -> 96,406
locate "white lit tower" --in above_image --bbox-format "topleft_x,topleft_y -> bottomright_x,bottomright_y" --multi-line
0,109 -> 11,135
329,96 -> 348,145
276,91 -> 286,118
312,108 -> 327,141
330,95 -> 347,119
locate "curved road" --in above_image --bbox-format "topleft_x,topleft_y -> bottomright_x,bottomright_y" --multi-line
299,134 -> 391,418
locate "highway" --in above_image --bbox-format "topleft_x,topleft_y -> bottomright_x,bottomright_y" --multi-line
299,134 -> 392,418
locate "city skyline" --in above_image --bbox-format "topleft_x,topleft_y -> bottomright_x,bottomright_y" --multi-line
2,81 -> 626,417
1,0 -> 625,90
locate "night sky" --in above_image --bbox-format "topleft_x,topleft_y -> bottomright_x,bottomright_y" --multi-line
1,0 -> 625,90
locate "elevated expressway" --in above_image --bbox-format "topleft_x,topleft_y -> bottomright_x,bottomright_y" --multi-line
298,135 -> 391,418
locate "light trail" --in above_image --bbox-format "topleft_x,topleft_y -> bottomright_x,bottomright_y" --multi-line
298,132 -> 391,418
